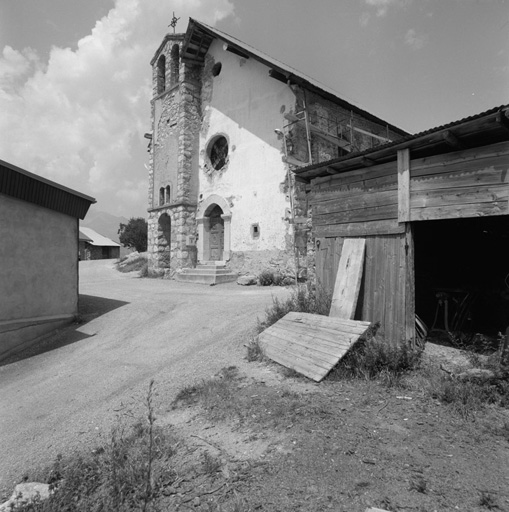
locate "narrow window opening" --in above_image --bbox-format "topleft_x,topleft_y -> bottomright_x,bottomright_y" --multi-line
165,185 -> 171,204
251,223 -> 260,239
159,187 -> 165,206
170,44 -> 179,87
156,55 -> 166,95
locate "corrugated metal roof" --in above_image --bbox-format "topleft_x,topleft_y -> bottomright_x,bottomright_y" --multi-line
167,18 -> 408,137
294,105 -> 509,181
79,227 -> 120,247
0,159 -> 96,219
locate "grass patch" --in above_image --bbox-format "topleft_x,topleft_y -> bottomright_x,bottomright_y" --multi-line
330,326 -> 422,385
116,254 -> 147,274
18,381 -> 176,511
173,367 -> 309,430
257,282 -> 331,333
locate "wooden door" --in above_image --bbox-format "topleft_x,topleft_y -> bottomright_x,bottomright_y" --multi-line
209,208 -> 224,261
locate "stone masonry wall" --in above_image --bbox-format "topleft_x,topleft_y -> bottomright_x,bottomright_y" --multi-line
148,34 -> 199,272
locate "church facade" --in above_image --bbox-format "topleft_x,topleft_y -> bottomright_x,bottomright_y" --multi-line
147,19 -> 407,277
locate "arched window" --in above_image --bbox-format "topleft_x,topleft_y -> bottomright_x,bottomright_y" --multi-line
165,185 -> 171,204
156,55 -> 166,95
170,44 -> 179,87
159,187 -> 165,206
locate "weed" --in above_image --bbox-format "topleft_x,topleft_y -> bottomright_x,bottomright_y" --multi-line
330,329 -> 421,383
202,451 -> 222,475
256,282 -> 331,333
246,338 -> 265,362
17,382 -> 176,511
409,475 -> 427,493
479,491 -> 498,509
281,366 -> 304,379
258,269 -> 274,286
116,254 -> 147,273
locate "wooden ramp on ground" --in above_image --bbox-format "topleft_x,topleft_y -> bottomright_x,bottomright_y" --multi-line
258,311 -> 371,382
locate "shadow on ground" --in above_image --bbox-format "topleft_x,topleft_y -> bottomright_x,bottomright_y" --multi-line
0,295 -> 129,366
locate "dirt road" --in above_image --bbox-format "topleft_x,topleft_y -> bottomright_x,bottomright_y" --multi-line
0,260 -> 287,493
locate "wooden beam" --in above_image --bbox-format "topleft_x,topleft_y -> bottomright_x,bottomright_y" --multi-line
284,113 -> 352,151
442,130 -> 465,149
397,148 -> 410,223
361,157 -> 376,167
283,155 -> 309,167
346,124 -> 392,143
223,43 -> 249,59
269,69 -> 289,83
496,111 -> 509,134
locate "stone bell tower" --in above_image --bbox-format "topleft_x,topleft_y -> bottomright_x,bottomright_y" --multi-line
147,29 -> 201,273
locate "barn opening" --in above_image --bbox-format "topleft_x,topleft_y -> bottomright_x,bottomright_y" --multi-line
414,216 -> 509,345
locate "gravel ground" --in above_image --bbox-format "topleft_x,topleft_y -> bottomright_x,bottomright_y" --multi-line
0,260 -> 288,495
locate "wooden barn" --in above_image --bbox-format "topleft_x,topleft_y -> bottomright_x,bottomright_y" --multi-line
294,106 -> 509,344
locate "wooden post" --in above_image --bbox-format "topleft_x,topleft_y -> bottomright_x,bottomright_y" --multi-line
404,223 -> 416,345
398,148 -> 410,223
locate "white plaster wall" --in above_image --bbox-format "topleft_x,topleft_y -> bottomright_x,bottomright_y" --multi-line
198,40 -> 295,253
0,193 -> 78,322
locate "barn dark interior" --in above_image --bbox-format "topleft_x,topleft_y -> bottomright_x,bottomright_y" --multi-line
414,216 -> 509,343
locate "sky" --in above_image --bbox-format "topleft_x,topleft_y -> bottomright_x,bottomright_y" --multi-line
0,0 -> 508,218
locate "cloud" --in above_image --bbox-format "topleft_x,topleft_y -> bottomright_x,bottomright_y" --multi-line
404,28 -> 428,50
359,12 -> 371,27
364,0 -> 412,17
0,0 -> 235,217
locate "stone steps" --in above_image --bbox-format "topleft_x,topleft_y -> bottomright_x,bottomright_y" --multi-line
175,263 -> 238,285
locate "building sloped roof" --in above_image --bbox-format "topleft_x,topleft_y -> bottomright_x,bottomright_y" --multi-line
0,159 -> 96,219
79,227 -> 120,247
153,19 -> 408,137
293,105 -> 509,181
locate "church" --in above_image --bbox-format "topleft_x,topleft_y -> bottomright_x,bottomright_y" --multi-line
146,18 -> 407,281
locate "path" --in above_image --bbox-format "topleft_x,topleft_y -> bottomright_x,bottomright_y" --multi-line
0,260 -> 287,493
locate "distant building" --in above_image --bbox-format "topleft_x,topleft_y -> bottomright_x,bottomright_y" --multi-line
79,227 -> 120,260
147,19 -> 407,278
0,159 -> 95,361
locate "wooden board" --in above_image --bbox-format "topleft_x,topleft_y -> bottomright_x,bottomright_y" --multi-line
258,311 -> 371,382
329,238 -> 366,319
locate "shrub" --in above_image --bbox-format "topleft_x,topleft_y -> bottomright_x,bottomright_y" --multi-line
330,327 -> 422,384
257,282 -> 331,333
258,269 -> 274,286
116,254 -> 147,273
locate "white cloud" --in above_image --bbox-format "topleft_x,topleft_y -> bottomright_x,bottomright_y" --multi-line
404,28 -> 428,50
0,0 -> 235,217
359,12 -> 371,27
364,0 -> 412,17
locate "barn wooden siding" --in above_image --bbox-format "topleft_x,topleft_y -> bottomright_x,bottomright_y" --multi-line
312,162 -> 414,343
399,140 -> 509,223
311,140 -> 509,344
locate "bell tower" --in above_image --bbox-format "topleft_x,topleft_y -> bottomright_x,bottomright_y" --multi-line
147,20 -> 201,273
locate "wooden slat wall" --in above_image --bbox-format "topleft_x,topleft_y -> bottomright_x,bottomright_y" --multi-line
409,141 -> 509,221
316,233 -> 412,344
311,161 -> 403,238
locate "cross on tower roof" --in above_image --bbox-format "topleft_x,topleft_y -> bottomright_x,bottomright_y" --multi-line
169,12 -> 180,34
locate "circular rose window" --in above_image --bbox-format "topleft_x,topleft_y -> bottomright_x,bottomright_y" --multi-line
208,136 -> 228,170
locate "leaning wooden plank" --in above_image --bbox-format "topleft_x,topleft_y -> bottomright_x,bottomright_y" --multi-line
329,238 -> 366,319
258,312 -> 371,382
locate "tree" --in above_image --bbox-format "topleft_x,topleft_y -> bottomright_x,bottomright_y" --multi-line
118,217 -> 148,252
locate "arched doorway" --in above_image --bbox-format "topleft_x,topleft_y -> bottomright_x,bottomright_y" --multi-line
196,194 -> 231,263
158,213 -> 171,267
208,205 -> 224,261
